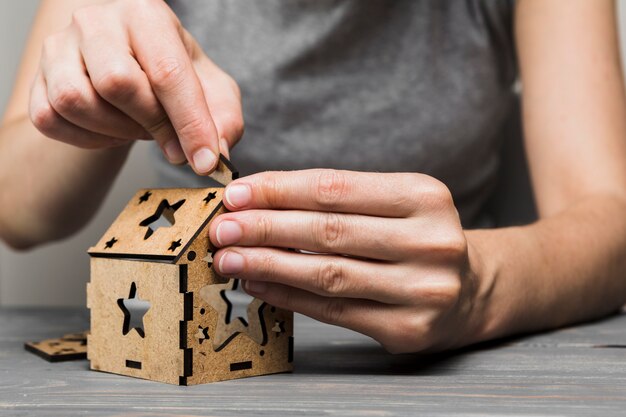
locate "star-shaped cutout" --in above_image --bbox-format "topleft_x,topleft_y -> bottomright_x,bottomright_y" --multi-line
117,282 -> 150,338
139,199 -> 185,240
194,326 -> 210,344
104,237 -> 118,249
168,239 -> 182,252
271,320 -> 285,336
198,279 -> 267,351
203,191 -> 217,204
138,191 -> 152,204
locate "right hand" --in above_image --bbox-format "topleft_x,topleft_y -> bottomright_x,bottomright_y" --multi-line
29,0 -> 243,174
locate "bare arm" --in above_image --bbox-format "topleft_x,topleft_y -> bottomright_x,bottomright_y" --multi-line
0,0 -> 243,249
469,0 -> 626,339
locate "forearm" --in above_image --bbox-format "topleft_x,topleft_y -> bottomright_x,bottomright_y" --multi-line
0,116 -> 131,249
468,194 -> 626,343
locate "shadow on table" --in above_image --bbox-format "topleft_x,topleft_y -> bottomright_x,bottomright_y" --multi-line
293,337 -> 512,376
293,309 -> 626,376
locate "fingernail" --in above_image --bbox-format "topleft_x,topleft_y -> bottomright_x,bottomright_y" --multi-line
163,140 -> 186,164
245,280 -> 267,294
215,220 -> 242,246
192,148 -> 218,174
225,184 -> 251,208
218,251 -> 245,275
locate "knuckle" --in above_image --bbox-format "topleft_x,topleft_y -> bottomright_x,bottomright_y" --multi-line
380,316 -> 430,354
404,271 -> 463,307
176,115 -> 208,140
93,67 -> 137,101
426,275 -> 463,307
316,261 -> 345,295
432,231 -> 468,261
420,179 -> 454,210
320,298 -> 345,324
49,84 -> 84,114
314,169 -> 347,209
29,101 -> 57,136
258,173 -> 281,207
224,111 -> 244,140
144,112 -> 171,136
256,250 -> 279,281
315,212 -> 344,251
149,56 -> 187,91
255,215 -> 273,246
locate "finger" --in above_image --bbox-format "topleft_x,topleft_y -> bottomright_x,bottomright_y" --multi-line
242,280 -> 394,344
128,8 -> 220,174
75,16 -> 186,164
221,169 -> 446,218
194,50 -> 244,152
41,32 -> 148,140
214,247 -> 420,304
210,210 -> 409,261
30,72 -> 127,149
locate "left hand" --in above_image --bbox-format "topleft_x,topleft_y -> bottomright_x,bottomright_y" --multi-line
209,169 -> 485,353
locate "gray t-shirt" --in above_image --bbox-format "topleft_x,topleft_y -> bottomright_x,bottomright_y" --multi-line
157,0 -> 517,227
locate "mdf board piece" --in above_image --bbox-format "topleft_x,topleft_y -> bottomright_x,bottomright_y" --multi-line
87,179 -> 293,385
24,331 -> 88,362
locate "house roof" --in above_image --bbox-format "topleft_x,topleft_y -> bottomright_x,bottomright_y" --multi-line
88,187 -> 224,262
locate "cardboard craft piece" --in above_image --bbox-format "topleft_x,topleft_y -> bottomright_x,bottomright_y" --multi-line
210,154 -> 239,187
24,331 -> 88,362
87,181 -> 293,386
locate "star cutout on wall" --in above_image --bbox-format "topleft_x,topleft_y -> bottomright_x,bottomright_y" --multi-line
117,282 -> 150,338
104,237 -> 118,249
203,191 -> 217,204
194,326 -> 210,344
198,279 -> 267,351
138,191 -> 152,204
139,198 -> 185,240
168,239 -> 182,252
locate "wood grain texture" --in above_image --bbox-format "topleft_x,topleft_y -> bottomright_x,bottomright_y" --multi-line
3,308 -> 626,416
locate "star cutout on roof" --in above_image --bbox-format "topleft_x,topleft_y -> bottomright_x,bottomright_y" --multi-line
139,198 -> 186,240
117,282 -> 150,338
198,279 -> 267,351
104,237 -> 118,249
203,191 -> 217,204
138,191 -> 152,204
168,238 -> 182,252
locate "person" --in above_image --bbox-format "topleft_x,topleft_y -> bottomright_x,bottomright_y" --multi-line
1,0 -> 626,354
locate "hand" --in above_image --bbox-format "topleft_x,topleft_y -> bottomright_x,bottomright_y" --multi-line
209,169 -> 485,353
29,0 -> 243,174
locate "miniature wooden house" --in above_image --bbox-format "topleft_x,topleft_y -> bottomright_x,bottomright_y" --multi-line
87,165 -> 293,385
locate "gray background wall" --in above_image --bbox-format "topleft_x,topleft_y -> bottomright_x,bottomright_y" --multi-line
1,1 -> 626,306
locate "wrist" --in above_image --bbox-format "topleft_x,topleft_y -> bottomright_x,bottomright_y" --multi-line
461,229 -> 501,345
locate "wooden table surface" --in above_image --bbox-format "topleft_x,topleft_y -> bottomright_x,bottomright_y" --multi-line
1,308 -> 626,416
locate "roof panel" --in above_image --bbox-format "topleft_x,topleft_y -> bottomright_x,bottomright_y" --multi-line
88,188 -> 224,260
